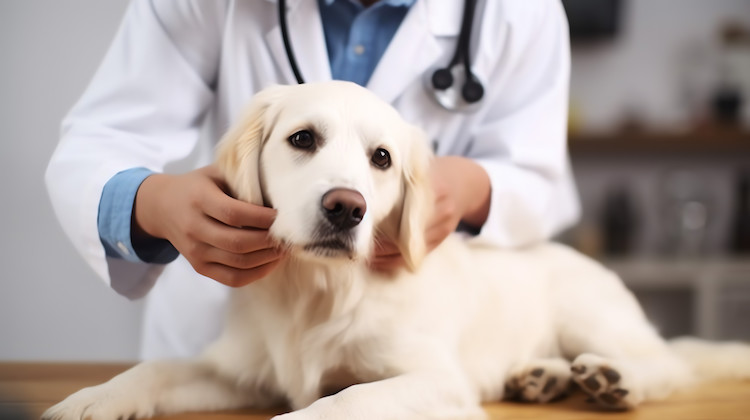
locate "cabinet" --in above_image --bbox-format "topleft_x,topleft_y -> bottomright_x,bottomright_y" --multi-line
568,130 -> 750,340
605,257 -> 750,340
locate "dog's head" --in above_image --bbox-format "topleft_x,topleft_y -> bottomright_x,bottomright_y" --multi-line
216,82 -> 433,271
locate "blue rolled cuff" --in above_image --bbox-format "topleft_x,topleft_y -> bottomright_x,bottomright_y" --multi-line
98,168 -> 179,264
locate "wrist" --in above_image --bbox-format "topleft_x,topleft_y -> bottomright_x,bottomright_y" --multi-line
133,173 -> 168,240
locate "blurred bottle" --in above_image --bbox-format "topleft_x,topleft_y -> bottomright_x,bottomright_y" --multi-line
601,185 -> 637,256
660,171 -> 712,256
729,171 -> 750,254
712,22 -> 750,127
711,79 -> 743,125
568,99 -> 583,135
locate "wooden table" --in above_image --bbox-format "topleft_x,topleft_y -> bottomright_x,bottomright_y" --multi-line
2,363 -> 749,419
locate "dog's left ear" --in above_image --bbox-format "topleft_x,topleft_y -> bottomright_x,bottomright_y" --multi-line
395,125 -> 434,272
214,85 -> 288,205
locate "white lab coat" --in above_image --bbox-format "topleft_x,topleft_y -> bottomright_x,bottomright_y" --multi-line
46,0 -> 580,360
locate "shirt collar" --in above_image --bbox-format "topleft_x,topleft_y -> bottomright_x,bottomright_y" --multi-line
315,0 -> 461,37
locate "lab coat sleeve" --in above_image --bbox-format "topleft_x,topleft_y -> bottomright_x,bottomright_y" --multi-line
467,0 -> 580,247
45,0 -> 226,298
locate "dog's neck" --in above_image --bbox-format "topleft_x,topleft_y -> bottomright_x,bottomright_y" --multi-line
255,256 -> 367,320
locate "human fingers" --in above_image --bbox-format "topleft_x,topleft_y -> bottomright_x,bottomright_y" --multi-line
425,223 -> 454,251
197,167 -> 276,229
424,193 -> 460,251
425,202 -> 454,239
198,258 -> 285,288
186,243 -> 286,271
373,237 -> 401,258
369,254 -> 405,274
201,188 -> 277,229
187,216 -> 279,254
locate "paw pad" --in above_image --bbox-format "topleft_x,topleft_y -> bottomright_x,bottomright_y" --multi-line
571,362 -> 630,410
505,365 -> 572,403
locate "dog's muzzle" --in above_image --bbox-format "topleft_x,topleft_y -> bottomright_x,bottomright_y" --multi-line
304,188 -> 367,258
301,188 -> 367,258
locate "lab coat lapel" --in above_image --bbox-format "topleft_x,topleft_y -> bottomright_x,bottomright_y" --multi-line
367,0 -> 462,104
266,0 -> 332,84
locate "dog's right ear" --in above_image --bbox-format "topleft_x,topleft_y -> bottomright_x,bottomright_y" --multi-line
395,125 -> 434,272
215,85 -> 288,205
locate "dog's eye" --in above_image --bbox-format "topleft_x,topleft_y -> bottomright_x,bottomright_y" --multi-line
371,148 -> 391,169
288,130 -> 315,150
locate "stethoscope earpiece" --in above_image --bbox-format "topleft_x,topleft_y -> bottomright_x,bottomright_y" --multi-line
431,68 -> 454,91
429,67 -> 485,109
461,78 -> 484,103
425,65 -> 485,113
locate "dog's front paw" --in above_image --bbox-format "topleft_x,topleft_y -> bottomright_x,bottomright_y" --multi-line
571,354 -> 638,410
504,358 -> 572,403
42,384 -> 153,420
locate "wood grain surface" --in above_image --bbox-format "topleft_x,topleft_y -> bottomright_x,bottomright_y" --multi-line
1,363 -> 748,420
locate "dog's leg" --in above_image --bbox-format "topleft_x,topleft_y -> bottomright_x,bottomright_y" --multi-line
274,371 -> 485,420
42,359 -> 259,420
569,349 -> 691,410
504,357 -> 572,403
561,315 -> 692,410
555,273 -> 693,409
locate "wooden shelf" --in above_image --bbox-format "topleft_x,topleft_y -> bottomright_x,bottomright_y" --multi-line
569,130 -> 750,155
601,256 -> 750,288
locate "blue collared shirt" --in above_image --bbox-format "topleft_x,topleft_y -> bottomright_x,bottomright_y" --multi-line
98,0 -> 414,262
320,0 -> 413,86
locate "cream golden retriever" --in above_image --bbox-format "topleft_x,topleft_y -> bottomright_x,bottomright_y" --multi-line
44,82 -> 750,420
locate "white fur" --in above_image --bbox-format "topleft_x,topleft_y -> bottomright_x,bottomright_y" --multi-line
44,82 -> 750,420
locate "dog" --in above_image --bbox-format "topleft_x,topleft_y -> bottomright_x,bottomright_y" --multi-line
44,81 -> 750,420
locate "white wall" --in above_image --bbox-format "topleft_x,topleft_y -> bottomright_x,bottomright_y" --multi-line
0,0 -> 142,361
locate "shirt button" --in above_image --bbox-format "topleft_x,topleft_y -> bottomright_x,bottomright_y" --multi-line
117,241 -> 131,256
353,45 -> 365,55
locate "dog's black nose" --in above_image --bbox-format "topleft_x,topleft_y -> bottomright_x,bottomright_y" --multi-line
321,188 -> 367,231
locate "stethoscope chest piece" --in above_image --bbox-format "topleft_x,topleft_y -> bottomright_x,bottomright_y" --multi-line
425,64 -> 485,113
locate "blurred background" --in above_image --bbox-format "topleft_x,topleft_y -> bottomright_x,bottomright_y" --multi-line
562,0 -> 750,342
0,0 -> 748,362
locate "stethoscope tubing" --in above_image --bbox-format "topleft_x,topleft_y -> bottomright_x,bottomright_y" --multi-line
278,0 -> 306,84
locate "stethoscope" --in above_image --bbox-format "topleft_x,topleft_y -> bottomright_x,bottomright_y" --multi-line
278,0 -> 485,113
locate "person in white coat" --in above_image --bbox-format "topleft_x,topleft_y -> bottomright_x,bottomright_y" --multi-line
46,0 -> 580,360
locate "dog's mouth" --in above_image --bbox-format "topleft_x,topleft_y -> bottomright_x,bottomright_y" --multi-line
302,237 -> 355,259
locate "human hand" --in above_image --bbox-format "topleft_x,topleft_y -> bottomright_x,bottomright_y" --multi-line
370,156 -> 489,273
133,166 -> 286,287
369,181 -> 458,272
